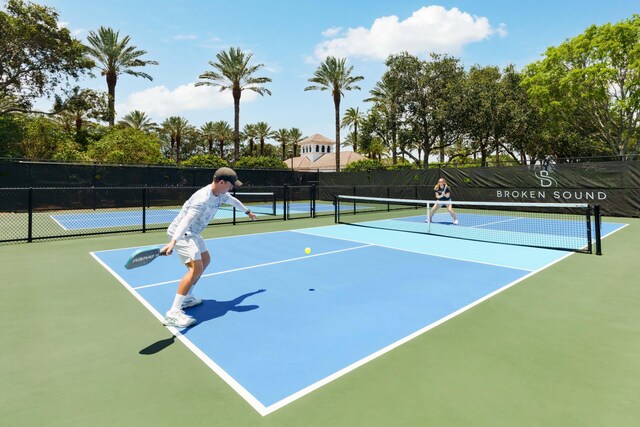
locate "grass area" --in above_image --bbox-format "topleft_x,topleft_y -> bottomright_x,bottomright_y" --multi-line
0,215 -> 638,426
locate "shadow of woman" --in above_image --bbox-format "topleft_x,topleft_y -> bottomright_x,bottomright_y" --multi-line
139,289 -> 266,355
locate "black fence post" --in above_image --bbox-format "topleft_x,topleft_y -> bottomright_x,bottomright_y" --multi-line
27,187 -> 33,243
311,184 -> 316,218
142,186 -> 147,233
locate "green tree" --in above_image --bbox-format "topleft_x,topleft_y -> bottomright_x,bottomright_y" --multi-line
341,107 -> 365,152
87,127 -> 164,164
53,86 -> 108,148
343,158 -> 385,171
365,72 -> 402,163
0,0 -> 93,114
118,110 -> 157,133
0,114 -> 23,156
254,121 -> 272,156
17,115 -> 74,160
463,65 -> 502,166
196,47 -> 272,161
211,120 -> 233,160
200,121 -> 216,154
522,15 -> 640,160
305,56 -> 364,171
242,123 -> 258,156
85,26 -> 158,126
288,127 -> 303,157
234,155 -> 286,169
271,128 -> 290,160
160,116 -> 194,163
181,154 -> 228,168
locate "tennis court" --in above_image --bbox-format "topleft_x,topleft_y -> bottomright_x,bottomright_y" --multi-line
90,206 -> 625,415
1,210 -> 638,426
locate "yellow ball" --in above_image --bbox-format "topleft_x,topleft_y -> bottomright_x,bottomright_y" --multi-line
305,247 -> 311,254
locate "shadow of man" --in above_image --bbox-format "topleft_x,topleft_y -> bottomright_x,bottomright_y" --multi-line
139,289 -> 266,355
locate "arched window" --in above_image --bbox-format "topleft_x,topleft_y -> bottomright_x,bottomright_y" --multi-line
327,146 -> 331,153
316,145 -> 319,152
321,146 -> 325,153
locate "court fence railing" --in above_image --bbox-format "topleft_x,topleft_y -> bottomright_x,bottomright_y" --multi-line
0,184 -> 603,246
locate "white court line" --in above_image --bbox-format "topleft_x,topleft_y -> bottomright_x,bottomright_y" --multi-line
291,229 -> 533,272
49,215 -> 70,231
469,216 -> 523,228
133,243 -> 374,290
89,251 -> 272,416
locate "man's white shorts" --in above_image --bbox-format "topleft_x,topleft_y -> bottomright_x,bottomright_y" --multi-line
169,232 -> 207,264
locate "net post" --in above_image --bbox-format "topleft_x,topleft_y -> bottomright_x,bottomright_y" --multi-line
271,191 -> 278,218
335,195 -> 340,223
426,201 -> 431,234
283,184 -> 288,221
594,205 -> 602,255
232,189 -> 237,225
387,187 -> 390,212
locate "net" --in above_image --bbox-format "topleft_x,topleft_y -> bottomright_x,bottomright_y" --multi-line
335,195 -> 601,254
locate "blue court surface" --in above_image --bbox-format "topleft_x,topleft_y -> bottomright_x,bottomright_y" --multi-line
91,218 -> 625,416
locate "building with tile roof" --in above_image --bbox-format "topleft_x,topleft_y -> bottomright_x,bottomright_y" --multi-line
285,133 -> 364,172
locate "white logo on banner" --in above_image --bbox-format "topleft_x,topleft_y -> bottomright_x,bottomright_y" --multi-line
495,166 -> 607,201
535,170 -> 558,187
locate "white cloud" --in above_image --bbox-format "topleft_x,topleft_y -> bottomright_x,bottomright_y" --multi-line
314,5 -> 504,61
496,23 -> 508,38
116,83 -> 259,119
322,27 -> 343,37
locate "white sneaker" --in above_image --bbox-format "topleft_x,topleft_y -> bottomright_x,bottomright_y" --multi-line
181,295 -> 202,309
164,310 -> 196,328
453,220 -> 459,225
425,217 -> 431,223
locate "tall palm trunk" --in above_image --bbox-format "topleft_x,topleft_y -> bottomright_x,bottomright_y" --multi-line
353,123 -> 358,152
106,72 -> 117,127
333,91 -> 341,171
233,87 -> 241,162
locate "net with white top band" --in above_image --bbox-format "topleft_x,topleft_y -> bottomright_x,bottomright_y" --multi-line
335,195 -> 601,254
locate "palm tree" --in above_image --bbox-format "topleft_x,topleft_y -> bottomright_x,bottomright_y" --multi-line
305,56 -> 364,171
211,120 -> 233,160
200,121 -> 216,154
242,123 -> 258,156
161,116 -> 192,163
365,75 -> 401,163
254,121 -> 272,156
288,127 -> 303,157
53,86 -> 108,136
272,128 -> 290,160
85,27 -> 158,126
119,110 -> 157,133
341,107 -> 365,152
196,47 -> 272,162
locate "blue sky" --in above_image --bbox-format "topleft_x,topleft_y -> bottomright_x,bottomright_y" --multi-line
26,0 -> 639,147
